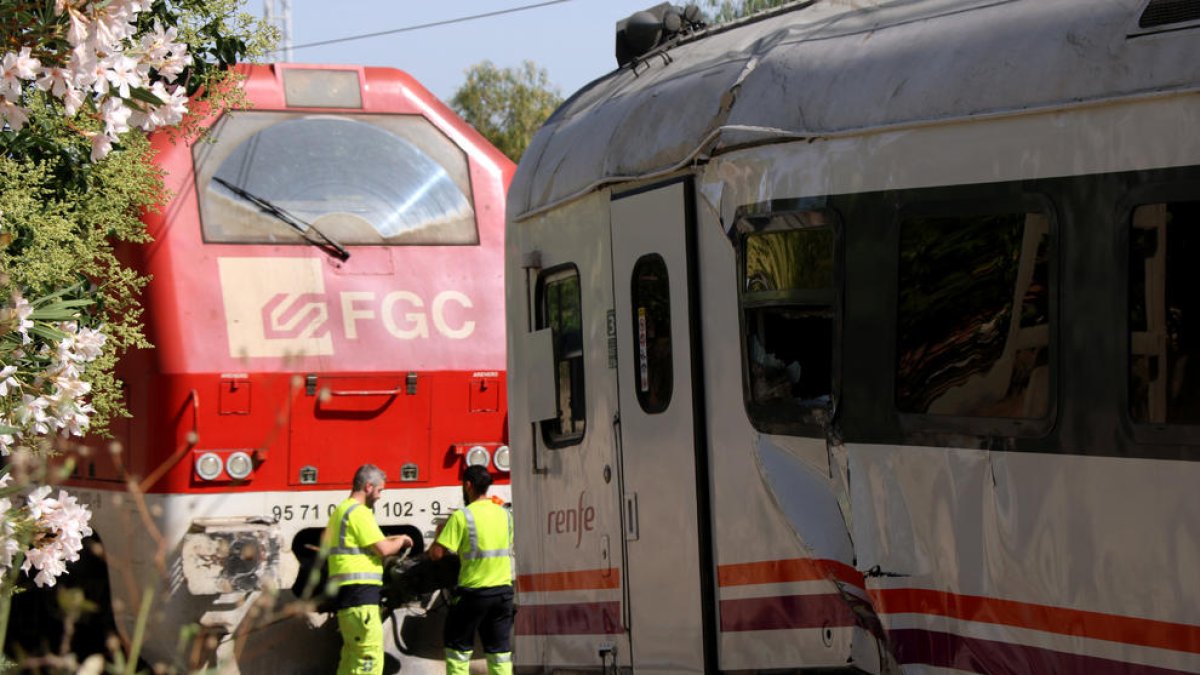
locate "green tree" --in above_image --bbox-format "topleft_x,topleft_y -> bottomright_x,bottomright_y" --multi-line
450,60 -> 563,162
705,0 -> 794,23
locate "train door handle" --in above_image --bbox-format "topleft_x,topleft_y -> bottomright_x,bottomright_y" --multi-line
624,493 -> 639,541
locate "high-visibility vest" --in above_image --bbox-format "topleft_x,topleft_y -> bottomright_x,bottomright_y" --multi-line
450,499 -> 513,589
325,498 -> 383,588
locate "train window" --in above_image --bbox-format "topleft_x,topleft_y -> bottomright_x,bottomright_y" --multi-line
631,255 -> 673,414
1129,201 -> 1200,424
539,267 -> 586,446
896,210 -> 1051,418
195,111 -> 477,246
739,212 -> 837,431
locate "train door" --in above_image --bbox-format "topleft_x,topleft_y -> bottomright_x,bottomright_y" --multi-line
609,180 -> 716,673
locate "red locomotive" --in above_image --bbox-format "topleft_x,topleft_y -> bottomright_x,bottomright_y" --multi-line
65,63 -> 513,672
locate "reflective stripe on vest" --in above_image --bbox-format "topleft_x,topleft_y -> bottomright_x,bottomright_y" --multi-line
327,501 -> 383,586
329,503 -> 373,556
329,571 -> 383,583
461,506 -> 513,560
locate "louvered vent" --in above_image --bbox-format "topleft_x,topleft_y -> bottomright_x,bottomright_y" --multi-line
1139,0 -> 1200,28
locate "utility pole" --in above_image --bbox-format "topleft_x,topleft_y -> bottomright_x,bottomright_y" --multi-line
264,0 -> 294,62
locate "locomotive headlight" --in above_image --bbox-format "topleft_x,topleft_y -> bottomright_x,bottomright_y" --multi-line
465,445 -> 490,468
226,451 -> 254,480
493,445 -> 511,473
195,452 -> 223,481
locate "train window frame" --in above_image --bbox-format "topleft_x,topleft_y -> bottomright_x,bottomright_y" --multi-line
193,110 -> 480,247
1120,181 -> 1200,444
536,264 -> 587,449
733,203 -> 843,437
630,254 -> 674,415
892,193 -> 1059,439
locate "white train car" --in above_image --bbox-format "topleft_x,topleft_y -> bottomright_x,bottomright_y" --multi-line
504,0 -> 1200,672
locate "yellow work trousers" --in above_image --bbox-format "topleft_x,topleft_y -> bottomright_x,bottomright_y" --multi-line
445,648 -> 513,675
337,604 -> 384,675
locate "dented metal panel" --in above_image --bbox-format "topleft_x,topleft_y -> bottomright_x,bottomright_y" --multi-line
181,518 -> 288,595
510,0 -> 1200,219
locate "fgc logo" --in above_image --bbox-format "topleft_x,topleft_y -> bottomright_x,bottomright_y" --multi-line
218,258 -> 475,359
261,292 -> 330,341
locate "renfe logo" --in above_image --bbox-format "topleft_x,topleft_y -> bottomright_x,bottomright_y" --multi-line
547,491 -> 595,549
218,257 -> 476,358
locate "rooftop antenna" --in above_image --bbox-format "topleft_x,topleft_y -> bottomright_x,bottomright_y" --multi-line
264,0 -> 294,62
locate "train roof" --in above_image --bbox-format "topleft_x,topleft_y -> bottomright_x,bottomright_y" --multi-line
509,0 -> 1199,220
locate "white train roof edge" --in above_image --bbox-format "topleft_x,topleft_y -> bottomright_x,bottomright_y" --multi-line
509,0 -> 1198,220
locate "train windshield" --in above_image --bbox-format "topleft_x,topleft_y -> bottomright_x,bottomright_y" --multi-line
195,111 -> 477,245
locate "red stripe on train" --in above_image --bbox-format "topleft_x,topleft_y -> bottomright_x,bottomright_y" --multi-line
720,593 -> 859,632
889,628 -> 1197,675
516,568 -> 620,592
717,558 -> 864,590
871,588 -> 1200,655
514,601 -> 623,636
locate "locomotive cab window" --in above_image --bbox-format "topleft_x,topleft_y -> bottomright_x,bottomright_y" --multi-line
1129,200 -> 1200,425
195,111 -> 477,246
738,210 -> 837,433
631,254 -> 673,414
896,204 -> 1052,422
538,267 -> 586,446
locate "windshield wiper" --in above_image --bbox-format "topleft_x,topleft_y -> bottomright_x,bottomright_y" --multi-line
212,176 -> 350,262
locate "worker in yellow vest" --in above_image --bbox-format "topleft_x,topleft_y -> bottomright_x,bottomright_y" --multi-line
429,464 -> 514,675
324,464 -> 414,675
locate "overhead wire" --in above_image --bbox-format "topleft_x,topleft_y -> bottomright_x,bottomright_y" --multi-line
287,0 -> 577,51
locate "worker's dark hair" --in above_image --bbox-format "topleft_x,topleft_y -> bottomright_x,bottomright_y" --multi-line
463,464 -> 493,494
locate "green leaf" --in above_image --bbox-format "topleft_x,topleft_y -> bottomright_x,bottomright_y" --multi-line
128,86 -> 166,107
27,324 -> 69,342
31,298 -> 93,314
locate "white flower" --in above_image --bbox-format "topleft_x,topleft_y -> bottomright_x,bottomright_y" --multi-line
0,498 -> 19,570
52,374 -> 91,400
16,486 -> 92,587
0,99 -> 30,131
155,50 -> 192,85
9,47 -> 42,80
0,364 -> 19,397
100,95 -> 131,136
67,43 -> 98,91
89,132 -> 114,162
1,48 -> 41,99
60,86 -> 85,117
43,489 -> 92,553
35,66 -> 73,98
15,394 -> 52,435
23,545 -> 67,587
140,82 -> 187,129
25,485 -> 55,519
2,293 -> 36,344
61,406 -> 91,437
103,53 -> 142,99
139,21 -> 175,62
65,9 -> 91,47
73,326 -> 106,362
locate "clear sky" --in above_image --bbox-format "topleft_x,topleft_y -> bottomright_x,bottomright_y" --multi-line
272,0 -> 667,103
